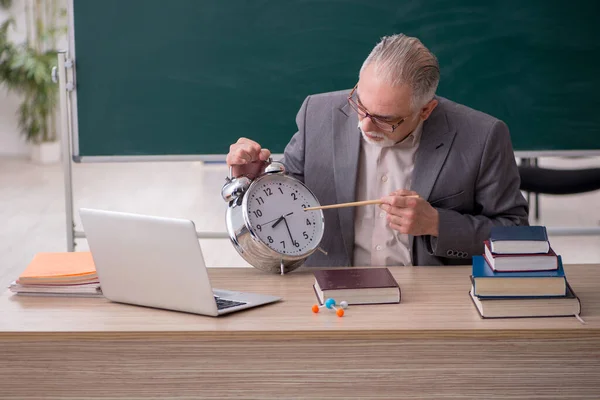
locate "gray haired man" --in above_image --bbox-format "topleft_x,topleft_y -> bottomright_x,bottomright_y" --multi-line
227,34 -> 529,267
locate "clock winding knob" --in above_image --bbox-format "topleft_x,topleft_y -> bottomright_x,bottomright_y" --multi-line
264,161 -> 286,174
221,176 -> 251,203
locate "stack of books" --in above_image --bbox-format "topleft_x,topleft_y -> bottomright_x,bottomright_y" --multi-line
9,252 -> 103,297
469,226 -> 582,320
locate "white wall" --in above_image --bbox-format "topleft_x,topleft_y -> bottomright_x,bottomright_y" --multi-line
0,1 -> 28,156
0,0 -> 67,157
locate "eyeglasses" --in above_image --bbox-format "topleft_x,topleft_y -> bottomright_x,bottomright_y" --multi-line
347,83 -> 408,133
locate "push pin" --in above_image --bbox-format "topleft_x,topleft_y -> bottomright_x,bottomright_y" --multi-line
311,298 -> 348,317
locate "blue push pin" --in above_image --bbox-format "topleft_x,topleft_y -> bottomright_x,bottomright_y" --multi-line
312,298 -> 348,317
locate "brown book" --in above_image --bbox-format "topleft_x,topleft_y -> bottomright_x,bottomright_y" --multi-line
484,240 -> 558,272
313,268 -> 401,305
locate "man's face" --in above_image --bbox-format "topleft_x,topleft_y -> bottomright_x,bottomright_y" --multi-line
356,64 -> 437,144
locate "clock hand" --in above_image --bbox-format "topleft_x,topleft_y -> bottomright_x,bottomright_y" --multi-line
262,215 -> 283,227
271,216 -> 285,228
282,216 -> 296,244
269,212 -> 294,228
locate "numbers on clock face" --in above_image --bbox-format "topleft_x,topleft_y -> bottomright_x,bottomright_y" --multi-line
246,176 -> 323,256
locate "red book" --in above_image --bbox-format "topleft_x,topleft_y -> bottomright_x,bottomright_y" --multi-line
484,241 -> 558,272
313,268 -> 401,305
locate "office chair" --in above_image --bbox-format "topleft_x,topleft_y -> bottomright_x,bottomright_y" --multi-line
518,166 -> 600,195
518,165 -> 600,221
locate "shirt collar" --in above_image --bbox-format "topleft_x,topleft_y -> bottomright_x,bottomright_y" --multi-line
400,120 -> 423,148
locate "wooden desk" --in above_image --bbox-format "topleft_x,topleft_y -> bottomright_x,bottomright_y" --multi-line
1,265 -> 599,399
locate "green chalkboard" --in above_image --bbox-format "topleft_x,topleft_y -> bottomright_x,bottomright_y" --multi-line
71,0 -> 600,160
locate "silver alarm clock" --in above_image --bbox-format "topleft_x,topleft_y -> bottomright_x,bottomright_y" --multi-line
221,160 -> 325,274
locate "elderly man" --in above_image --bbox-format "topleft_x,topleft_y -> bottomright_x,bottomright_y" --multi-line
226,33 -> 529,267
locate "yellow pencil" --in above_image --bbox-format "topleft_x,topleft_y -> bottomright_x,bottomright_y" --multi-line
303,196 -> 419,211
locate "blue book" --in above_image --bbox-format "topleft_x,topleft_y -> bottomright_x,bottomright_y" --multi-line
469,281 -> 581,319
490,226 -> 550,254
471,255 -> 566,297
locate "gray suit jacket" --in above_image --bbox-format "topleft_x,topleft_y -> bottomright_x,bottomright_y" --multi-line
281,90 -> 529,266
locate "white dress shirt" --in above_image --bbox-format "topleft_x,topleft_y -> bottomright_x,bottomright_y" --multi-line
353,122 -> 423,266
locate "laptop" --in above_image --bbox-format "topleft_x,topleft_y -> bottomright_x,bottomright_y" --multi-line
79,208 -> 281,316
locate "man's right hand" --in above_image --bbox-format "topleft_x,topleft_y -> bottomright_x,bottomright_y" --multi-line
226,137 -> 271,179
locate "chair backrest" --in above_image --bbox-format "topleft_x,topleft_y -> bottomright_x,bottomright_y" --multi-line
518,166 -> 600,195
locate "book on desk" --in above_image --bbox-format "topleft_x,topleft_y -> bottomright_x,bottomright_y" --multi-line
9,252 -> 102,297
483,240 -> 558,272
489,225 -> 550,254
472,255 -> 566,297
469,278 -> 581,319
313,267 -> 401,305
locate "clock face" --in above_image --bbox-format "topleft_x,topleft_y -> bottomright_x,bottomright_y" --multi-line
244,174 -> 324,256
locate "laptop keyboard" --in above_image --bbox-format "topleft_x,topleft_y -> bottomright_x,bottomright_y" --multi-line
214,295 -> 247,310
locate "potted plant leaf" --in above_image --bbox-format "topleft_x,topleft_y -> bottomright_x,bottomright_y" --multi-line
0,0 -> 65,163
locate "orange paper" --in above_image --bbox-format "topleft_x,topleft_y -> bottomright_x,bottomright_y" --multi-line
18,252 -> 97,284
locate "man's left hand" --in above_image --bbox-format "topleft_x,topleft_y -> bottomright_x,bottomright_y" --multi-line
379,190 -> 439,237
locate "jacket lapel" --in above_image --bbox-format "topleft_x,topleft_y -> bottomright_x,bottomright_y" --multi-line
409,101 -> 456,251
332,102 -> 360,262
